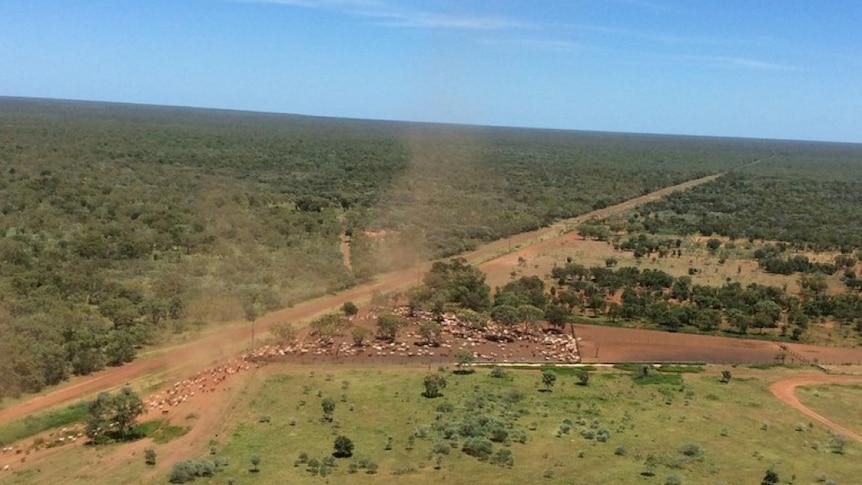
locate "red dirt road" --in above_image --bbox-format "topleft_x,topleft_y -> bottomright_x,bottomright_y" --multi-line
769,374 -> 862,442
0,171 -> 835,427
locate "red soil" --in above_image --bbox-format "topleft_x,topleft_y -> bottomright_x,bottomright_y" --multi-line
769,374 -> 862,442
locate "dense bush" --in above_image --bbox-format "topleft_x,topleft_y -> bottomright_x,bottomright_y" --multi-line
3,98 -> 859,399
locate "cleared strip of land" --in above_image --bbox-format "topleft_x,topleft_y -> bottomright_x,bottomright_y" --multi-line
0,173 -> 720,423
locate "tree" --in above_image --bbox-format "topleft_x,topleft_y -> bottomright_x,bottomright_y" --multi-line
310,313 -> 347,345
351,326 -> 371,346
545,303 -> 571,332
719,370 -> 732,384
423,258 -> 491,311
587,294 -> 606,316
240,291 -> 262,348
541,370 -> 557,391
693,308 -> 721,332
641,453 -> 658,476
457,309 -> 487,331
576,370 -> 590,386
104,330 -> 136,366
760,468 -> 779,485
376,314 -> 402,342
85,387 -> 145,444
419,321 -> 443,347
333,435 -> 354,458
491,305 -> 519,327
726,308 -> 751,335
706,238 -> 722,251
322,397 -> 336,422
144,448 -> 157,466
423,373 -> 447,398
829,432 -> 847,454
577,222 -> 609,241
169,460 -> 198,483
341,301 -> 359,316
250,454 -> 261,473
517,304 -> 545,332
606,302 -> 622,323
270,321 -> 297,343
455,350 -> 475,374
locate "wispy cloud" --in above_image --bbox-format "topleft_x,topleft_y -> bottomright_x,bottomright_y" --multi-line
373,12 -> 525,31
235,0 -> 529,31
567,23 -> 739,48
478,37 -> 585,53
680,55 -> 800,71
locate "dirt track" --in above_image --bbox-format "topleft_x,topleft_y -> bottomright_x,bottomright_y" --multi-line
0,171 -> 793,425
769,374 -> 862,442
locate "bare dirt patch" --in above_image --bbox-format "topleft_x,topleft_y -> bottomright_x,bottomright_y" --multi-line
575,324 -> 789,364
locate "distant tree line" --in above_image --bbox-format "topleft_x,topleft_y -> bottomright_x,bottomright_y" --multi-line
631,171 -> 862,251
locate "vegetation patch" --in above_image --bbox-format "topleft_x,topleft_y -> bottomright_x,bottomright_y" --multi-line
134,420 -> 190,445
0,402 -> 88,446
159,366 -> 860,485
657,364 -> 706,374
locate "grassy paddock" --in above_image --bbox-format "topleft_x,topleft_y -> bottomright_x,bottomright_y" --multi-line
171,365 -> 858,485
796,384 -> 862,437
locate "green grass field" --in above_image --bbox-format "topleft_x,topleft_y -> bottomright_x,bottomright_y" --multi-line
0,402 -> 88,447
796,384 -> 862,439
165,365 -> 859,485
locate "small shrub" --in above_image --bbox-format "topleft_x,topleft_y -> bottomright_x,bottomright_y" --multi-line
333,435 -> 354,458
168,460 -> 199,484
595,428 -> 611,442
665,474 -> 682,485
614,445 -> 626,456
432,440 -> 450,455
511,429 -> 527,444
680,443 -> 702,457
576,370 -> 591,386
490,366 -> 507,378
829,433 -> 847,454
144,448 -> 156,466
462,437 -> 493,460
342,301 -> 359,316
490,448 -> 514,467
436,401 -> 455,413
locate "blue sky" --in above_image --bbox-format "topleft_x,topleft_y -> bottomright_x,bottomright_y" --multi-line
1,1 -> 861,142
